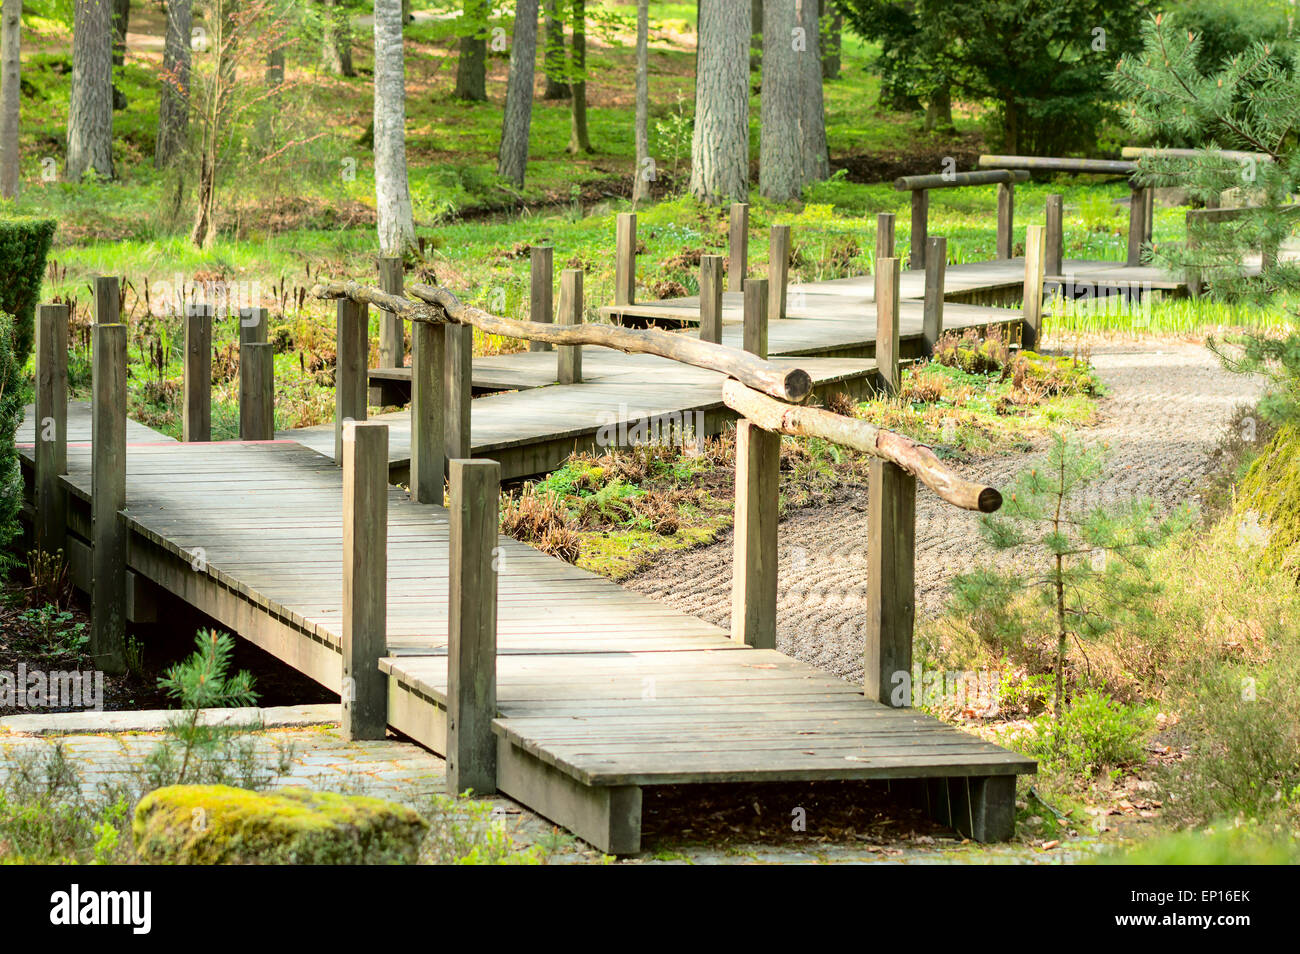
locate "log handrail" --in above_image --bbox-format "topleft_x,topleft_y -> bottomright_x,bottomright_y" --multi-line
893,169 -> 1028,192
978,154 -> 1136,176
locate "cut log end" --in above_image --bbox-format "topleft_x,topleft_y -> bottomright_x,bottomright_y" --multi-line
977,487 -> 1003,514
784,368 -> 813,403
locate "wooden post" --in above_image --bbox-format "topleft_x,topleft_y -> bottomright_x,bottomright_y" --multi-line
1143,185 -> 1155,246
377,257 -> 404,370
91,322 -> 127,675
342,421 -> 389,741
410,320 -> 446,504
183,304 -> 212,443
1127,185 -> 1147,266
615,212 -> 636,306
1186,209 -> 1202,298
446,458 -> 501,796
335,298 -> 368,464
445,324 -> 472,459
875,212 -> 895,269
528,245 -> 554,352
239,343 -> 275,441
238,306 -> 268,345
557,268 -> 583,384
730,420 -> 779,650
922,237 -> 946,357
996,182 -> 1014,259
742,278 -> 769,359
699,254 -> 724,345
767,224 -> 790,320
93,275 -> 119,325
876,257 -> 901,395
910,189 -> 929,269
1045,193 -> 1063,277
864,458 -> 916,705
35,303 -> 68,556
729,202 -> 748,291
1022,224 -> 1046,350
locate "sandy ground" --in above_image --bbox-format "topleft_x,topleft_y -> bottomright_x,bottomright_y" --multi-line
624,340 -> 1266,684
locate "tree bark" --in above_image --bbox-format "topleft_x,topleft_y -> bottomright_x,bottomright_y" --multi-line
322,0 -> 355,76
497,0 -> 539,187
821,4 -> 840,79
542,0 -> 568,99
375,0 -> 418,256
632,0 -> 651,204
67,0 -> 115,181
0,0 -> 19,198
155,0 -> 192,169
455,0 -> 488,101
690,0 -> 750,204
111,0 -> 130,108
566,0 -> 591,154
759,0 -> 800,200
798,0 -> 829,185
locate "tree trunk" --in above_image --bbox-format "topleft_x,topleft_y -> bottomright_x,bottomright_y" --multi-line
322,0 -> 355,76
821,5 -> 840,79
190,145 -> 215,248
1002,96 -> 1018,154
759,0 -> 800,201
155,0 -> 192,169
497,0 -> 539,187
0,0 -> 19,199
375,0 -> 418,256
567,0 -> 591,154
924,81 -> 953,133
690,0 -> 751,204
632,0 -> 651,204
111,0 -> 130,108
266,49 -> 285,88
67,0 -> 115,181
455,0 -> 488,101
542,0 -> 568,99
750,0 -> 763,71
798,0 -> 829,185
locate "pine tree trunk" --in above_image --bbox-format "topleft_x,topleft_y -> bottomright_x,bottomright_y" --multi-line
690,0 -> 750,204
0,0 -> 20,199
632,0 -> 651,203
266,49 -> 285,88
542,0 -> 568,99
455,0 -> 488,101
67,0 -> 115,181
322,0 -> 355,77
798,0 -> 829,186
820,5 -> 840,79
111,0 -> 130,108
759,0 -> 800,200
375,0 -> 418,255
497,0 -> 539,187
924,81 -> 953,133
567,0 -> 591,154
155,0 -> 192,169
1002,97 -> 1019,154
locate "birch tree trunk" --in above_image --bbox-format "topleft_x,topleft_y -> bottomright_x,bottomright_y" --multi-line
375,0 -> 418,256
0,0 -> 19,198
542,0 -> 568,99
798,0 -> 829,185
632,0 -> 650,204
759,0 -> 800,201
566,0 -> 591,154
455,0 -> 488,101
66,0 -> 115,181
497,0 -> 539,187
689,0 -> 750,204
155,0 -> 192,169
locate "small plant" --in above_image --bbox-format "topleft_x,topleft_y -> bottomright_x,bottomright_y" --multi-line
16,605 -> 89,660
25,549 -> 68,608
421,794 -> 547,865
1024,689 -> 1153,778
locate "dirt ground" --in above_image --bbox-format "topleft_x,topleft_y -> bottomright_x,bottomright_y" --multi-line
624,338 -> 1266,684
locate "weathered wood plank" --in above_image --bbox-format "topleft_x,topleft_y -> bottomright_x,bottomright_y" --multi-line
730,420 -> 779,650
91,323 -> 127,674
183,304 -> 212,443
729,202 -> 748,291
342,421 -> 388,740
864,459 -> 916,706
699,254 -> 723,345
557,268 -> 583,385
529,245 -> 553,352
768,225 -> 790,321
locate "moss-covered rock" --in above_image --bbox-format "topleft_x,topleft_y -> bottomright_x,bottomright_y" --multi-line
133,785 -> 428,865
1234,422 -> 1300,577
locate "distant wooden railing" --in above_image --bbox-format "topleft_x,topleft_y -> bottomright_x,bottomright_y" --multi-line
894,169 -> 1030,267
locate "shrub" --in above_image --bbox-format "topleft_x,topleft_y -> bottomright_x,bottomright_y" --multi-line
0,310 -> 28,576
0,218 -> 56,363
1024,690 -> 1153,778
1233,422 -> 1300,578
1106,821 -> 1300,865
933,329 -> 1010,375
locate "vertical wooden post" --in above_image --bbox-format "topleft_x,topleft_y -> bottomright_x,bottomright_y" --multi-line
1186,209 -> 1202,298
377,257 -> 404,370
864,458 -> 916,706
91,322 -> 127,675
528,245 -> 554,352
875,212 -> 895,269
557,268 -> 583,384
342,421 -> 389,740
1127,185 -> 1147,266
93,275 -> 119,325
699,254 -> 724,345
729,202 -> 749,291
183,303 -> 212,443
742,278 -> 769,359
239,343 -> 275,441
1143,185 -> 1155,246
922,237 -> 946,357
910,189 -> 929,269
446,458 -> 501,796
767,224 -> 790,320
730,420 -> 779,650
615,212 -> 636,306
335,298 -> 368,464
996,182 -> 1015,259
876,257 -> 901,395
1022,224 -> 1046,350
35,303 -> 69,556
445,324 -> 472,459
238,306 -> 268,345
410,320 -> 446,504
1044,193 -> 1063,278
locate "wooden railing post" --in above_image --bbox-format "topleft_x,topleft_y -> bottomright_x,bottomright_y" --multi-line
183,303 -> 212,443
742,277 -> 769,359
729,202 -> 748,291
910,188 -> 929,269
411,319 -> 446,503
91,322 -> 127,675
864,458 -> 916,706
699,254 -> 724,345
239,305 -> 268,346
342,421 -> 389,741
377,256 -> 404,371
1045,193 -> 1063,277
1022,224 -> 1046,350
876,257 -> 901,394
557,268 -> 583,384
922,237 -> 946,357
996,182 -> 1015,259
445,324 -> 472,459
335,298 -> 368,464
1127,185 -> 1147,266
529,245 -> 554,352
35,303 -> 68,556
239,343 -> 275,441
93,275 -> 119,325
1186,209 -> 1202,298
446,458 -> 501,795
730,420 -> 779,650
875,212 -> 895,269
615,212 -> 636,306
768,224 -> 790,320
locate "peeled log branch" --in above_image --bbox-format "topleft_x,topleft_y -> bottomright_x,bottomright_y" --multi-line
721,380 -> 1002,513
311,279 -> 813,403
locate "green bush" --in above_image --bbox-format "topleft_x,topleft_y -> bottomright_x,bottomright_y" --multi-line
0,218 -> 57,364
1106,821 -> 1300,865
1024,690 -> 1153,778
0,310 -> 28,575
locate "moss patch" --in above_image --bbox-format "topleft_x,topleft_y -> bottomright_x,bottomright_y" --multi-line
1234,422 -> 1300,577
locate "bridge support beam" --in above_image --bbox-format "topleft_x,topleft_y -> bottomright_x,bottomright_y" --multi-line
342,421 -> 389,741
91,322 -> 128,675
864,458 -> 915,706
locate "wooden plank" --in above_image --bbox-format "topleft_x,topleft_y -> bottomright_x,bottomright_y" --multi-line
876,257 -> 901,394
864,458 -> 915,705
35,303 -> 68,555
728,202 -> 748,292
183,304 -> 212,443
996,182 -> 1014,259
875,212 -> 895,267
445,324 -> 472,458
410,319 -> 445,502
910,189 -> 929,269
768,224 -> 790,320
342,422 -> 388,740
90,323 -> 127,674
335,298 -> 368,463
557,268 -> 583,385
742,278 -> 768,359
1022,224 -> 1046,350
614,212 -> 636,306
922,236 -> 946,356
1044,193 -> 1063,277
699,254 -> 723,345
730,420 -> 779,650
528,245 -> 553,352
239,343 -> 274,441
